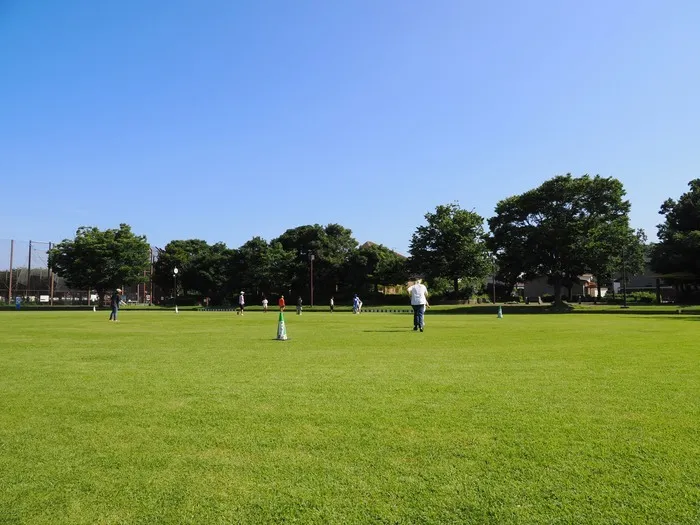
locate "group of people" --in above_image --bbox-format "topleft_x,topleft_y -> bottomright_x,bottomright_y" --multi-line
235,278 -> 429,332
108,278 -> 429,331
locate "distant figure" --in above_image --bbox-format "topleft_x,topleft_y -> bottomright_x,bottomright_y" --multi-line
278,295 -> 286,311
237,291 -> 245,315
407,278 -> 429,332
262,296 -> 269,312
330,296 -> 334,313
296,296 -> 303,315
109,288 -> 122,322
352,294 -> 362,314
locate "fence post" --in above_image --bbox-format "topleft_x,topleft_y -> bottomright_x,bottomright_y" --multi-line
48,242 -> 54,306
27,240 -> 32,300
8,240 -> 13,303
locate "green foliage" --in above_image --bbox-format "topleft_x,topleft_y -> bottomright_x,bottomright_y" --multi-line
152,239 -> 233,302
48,224 -> 150,299
409,203 -> 491,295
489,174 -> 634,305
651,179 -> 700,282
629,291 -> 656,303
273,223 -> 359,297
345,243 -> 408,293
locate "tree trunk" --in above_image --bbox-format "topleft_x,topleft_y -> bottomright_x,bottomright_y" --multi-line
96,287 -> 105,308
595,282 -> 600,304
553,278 -> 564,307
655,278 -> 661,305
453,277 -> 459,298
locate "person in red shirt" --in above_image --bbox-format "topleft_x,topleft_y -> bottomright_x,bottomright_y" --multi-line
278,295 -> 286,311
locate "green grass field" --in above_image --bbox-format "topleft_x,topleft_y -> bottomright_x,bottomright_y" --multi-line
1,309 -> 698,524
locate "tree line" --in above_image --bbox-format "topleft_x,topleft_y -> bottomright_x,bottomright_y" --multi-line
47,175 -> 700,305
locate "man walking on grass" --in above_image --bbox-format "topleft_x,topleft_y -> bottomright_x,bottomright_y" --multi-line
407,278 -> 429,332
109,288 -> 122,322
237,291 -> 245,315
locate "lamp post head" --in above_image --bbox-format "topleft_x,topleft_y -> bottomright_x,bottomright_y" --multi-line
173,267 -> 179,276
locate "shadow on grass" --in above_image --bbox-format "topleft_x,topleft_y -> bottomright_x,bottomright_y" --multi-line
362,329 -> 411,333
427,305 -> 700,316
428,305 -> 573,315
571,308 -> 700,316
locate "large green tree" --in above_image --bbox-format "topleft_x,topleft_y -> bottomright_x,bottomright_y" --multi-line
345,242 -> 408,293
651,179 -> 700,293
48,224 -> 150,303
488,174 -> 633,306
230,237 -> 295,297
273,224 -> 358,298
153,239 -> 233,302
409,203 -> 491,296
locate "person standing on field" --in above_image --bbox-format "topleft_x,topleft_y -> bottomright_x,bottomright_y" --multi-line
352,294 -> 361,314
262,296 -> 268,312
330,296 -> 334,313
109,288 -> 122,322
296,296 -> 303,315
407,279 -> 429,331
278,295 -> 286,311
237,291 -> 245,315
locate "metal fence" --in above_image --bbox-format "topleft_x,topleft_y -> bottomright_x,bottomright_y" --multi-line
0,239 -> 159,306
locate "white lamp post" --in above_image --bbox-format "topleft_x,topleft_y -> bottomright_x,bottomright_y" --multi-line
173,267 -> 179,313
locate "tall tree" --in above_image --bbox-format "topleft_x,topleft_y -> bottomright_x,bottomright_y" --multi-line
153,239 -> 210,296
651,179 -> 700,294
153,239 -> 233,302
232,237 -> 295,297
346,243 -> 408,293
273,224 -> 358,298
409,203 -> 491,296
48,224 -> 150,303
489,174 -> 633,306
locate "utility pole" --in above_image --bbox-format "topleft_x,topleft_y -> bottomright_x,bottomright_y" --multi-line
8,240 -> 14,303
309,253 -> 315,307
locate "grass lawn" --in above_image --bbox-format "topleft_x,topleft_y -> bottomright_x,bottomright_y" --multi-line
0,309 -> 698,524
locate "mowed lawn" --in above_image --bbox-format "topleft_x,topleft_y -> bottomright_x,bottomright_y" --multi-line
0,310 -> 698,524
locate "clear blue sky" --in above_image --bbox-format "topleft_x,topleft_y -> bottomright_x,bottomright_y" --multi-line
1,1 -> 699,254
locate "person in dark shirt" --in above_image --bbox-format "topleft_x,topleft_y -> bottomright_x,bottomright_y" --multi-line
109,288 -> 122,322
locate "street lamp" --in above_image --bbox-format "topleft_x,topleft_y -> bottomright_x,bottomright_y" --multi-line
309,253 -> 315,307
173,267 -> 179,311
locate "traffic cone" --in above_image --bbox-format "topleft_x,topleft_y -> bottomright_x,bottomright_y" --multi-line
497,305 -> 503,319
277,311 -> 288,340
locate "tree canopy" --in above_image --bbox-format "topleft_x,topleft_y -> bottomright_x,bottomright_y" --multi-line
409,203 -> 491,296
651,179 -> 700,285
488,174 -> 635,305
48,224 -> 151,301
40,176 -> 700,306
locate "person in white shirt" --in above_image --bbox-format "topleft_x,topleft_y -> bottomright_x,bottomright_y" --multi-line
262,296 -> 268,312
237,291 -> 245,315
407,278 -> 429,332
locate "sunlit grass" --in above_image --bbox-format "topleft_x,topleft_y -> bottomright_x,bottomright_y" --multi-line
0,310 -> 698,524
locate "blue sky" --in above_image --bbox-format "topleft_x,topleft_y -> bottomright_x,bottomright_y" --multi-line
1,1 -> 699,254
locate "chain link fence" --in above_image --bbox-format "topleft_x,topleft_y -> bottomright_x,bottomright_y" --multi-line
0,239 -> 160,306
